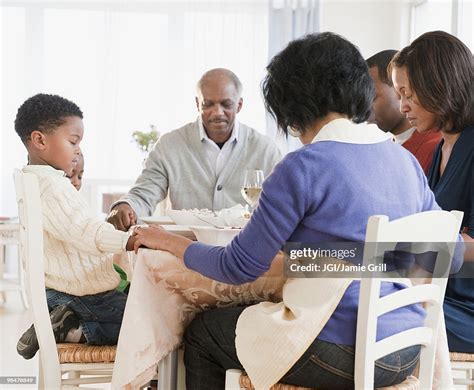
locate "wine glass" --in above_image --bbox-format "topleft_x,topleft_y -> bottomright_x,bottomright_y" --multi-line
241,170 -> 264,209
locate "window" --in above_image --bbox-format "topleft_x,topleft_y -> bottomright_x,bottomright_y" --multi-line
411,0 -> 473,52
0,1 -> 268,215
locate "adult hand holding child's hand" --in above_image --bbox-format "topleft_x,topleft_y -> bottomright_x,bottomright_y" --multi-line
132,225 -> 166,252
125,225 -> 155,251
107,203 -> 137,231
132,225 -> 192,259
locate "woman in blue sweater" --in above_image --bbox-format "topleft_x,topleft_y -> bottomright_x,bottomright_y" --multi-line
390,31 -> 474,353
133,33 -> 452,389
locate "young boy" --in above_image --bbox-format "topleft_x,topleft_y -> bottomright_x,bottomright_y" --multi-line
14,93 -> 136,359
68,152 -> 130,293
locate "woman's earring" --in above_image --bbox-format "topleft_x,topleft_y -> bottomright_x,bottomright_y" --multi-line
287,125 -> 302,138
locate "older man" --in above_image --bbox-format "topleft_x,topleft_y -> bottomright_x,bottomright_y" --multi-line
107,68 -> 281,231
367,50 -> 441,174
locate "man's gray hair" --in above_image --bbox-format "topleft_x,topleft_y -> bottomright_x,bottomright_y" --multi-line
197,68 -> 243,96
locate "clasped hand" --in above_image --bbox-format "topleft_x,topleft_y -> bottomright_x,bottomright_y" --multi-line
125,225 -> 170,253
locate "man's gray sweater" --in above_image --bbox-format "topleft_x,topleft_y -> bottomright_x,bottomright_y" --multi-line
120,120 -> 282,216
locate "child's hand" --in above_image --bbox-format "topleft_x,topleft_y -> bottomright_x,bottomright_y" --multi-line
125,234 -> 139,251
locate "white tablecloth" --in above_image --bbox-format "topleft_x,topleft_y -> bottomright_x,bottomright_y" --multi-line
111,250 -> 285,389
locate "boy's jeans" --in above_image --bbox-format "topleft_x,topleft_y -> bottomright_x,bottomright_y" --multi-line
46,288 -> 127,345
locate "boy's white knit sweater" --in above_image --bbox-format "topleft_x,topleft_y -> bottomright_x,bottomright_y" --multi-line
23,165 -> 130,296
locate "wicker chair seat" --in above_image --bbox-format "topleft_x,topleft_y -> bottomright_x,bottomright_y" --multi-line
57,343 -> 116,364
450,352 -> 474,362
239,373 -> 420,390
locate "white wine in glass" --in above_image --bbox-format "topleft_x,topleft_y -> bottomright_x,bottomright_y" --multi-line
241,170 -> 264,208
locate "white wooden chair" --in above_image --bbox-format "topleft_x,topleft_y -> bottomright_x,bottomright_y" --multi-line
13,169 -> 116,389
225,210 -> 463,390
355,210 -> 463,389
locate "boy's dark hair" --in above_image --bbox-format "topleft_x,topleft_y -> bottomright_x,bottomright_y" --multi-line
15,93 -> 83,143
366,49 -> 398,86
389,31 -> 474,133
262,32 -> 374,136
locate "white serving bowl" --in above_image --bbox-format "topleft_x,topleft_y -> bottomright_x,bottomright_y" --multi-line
189,226 -> 241,246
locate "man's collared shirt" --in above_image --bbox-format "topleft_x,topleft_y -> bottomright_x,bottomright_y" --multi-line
392,127 -> 416,145
198,117 -> 239,177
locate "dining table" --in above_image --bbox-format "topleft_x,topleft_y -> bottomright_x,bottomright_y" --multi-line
111,224 -> 454,390
111,223 -> 286,389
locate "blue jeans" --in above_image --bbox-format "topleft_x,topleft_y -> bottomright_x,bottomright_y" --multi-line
46,288 -> 127,345
184,306 -> 421,389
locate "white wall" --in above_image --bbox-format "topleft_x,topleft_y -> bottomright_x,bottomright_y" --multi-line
320,0 -> 411,57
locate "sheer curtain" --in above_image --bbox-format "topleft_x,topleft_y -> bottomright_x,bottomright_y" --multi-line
0,0 -> 269,215
267,0 -> 319,153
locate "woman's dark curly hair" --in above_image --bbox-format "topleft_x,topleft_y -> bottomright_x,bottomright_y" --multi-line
262,32 -> 374,135
15,93 -> 83,143
389,31 -> 474,134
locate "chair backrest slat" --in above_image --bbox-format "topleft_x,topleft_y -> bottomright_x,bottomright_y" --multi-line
374,327 -> 433,361
376,284 -> 440,316
13,170 -> 61,387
